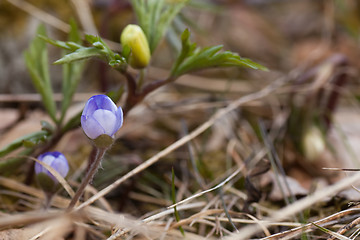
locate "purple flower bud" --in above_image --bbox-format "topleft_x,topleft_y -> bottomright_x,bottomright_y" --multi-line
81,95 -> 123,139
35,151 -> 69,183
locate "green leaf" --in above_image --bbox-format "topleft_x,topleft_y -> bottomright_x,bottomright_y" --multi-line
131,0 -> 187,53
311,223 -> 350,240
85,34 -> 100,44
54,47 -> 104,65
121,44 -> 131,61
40,120 -> 55,133
43,31 -> 126,69
68,19 -> 81,43
38,35 -> 80,51
170,29 -> 268,77
24,24 -> 57,123
0,131 -> 49,158
60,20 -> 86,124
84,34 -> 115,59
171,29 -> 196,74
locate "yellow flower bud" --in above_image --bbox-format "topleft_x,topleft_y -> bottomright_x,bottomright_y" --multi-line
302,125 -> 325,161
120,24 -> 151,69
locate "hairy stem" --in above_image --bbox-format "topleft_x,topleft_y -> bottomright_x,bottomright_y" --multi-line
67,147 -> 107,210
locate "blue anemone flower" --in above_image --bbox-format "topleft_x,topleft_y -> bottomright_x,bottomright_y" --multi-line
35,151 -> 69,182
81,95 -> 123,139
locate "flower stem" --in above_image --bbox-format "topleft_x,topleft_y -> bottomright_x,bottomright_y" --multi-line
67,148 -> 106,210
44,192 -> 54,209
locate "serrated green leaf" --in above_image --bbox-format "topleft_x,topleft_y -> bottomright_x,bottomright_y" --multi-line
39,35 -> 76,51
24,24 -> 57,123
171,29 -> 196,74
47,32 -> 121,67
65,42 -> 83,50
54,47 -> 104,65
85,34 -> 118,60
171,29 -> 268,77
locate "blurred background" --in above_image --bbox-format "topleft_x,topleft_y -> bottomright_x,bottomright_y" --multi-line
1,0 -> 360,233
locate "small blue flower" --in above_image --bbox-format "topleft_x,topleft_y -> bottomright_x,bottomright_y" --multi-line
81,95 -> 123,139
35,151 -> 69,182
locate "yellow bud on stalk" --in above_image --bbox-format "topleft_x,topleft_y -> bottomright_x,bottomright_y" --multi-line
302,125 -> 325,161
121,24 -> 151,69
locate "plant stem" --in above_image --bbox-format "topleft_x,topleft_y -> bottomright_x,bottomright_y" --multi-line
44,192 -> 54,209
67,147 -> 106,210
137,69 -> 145,89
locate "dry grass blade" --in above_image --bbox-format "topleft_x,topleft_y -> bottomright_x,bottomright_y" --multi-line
0,176 -> 43,199
31,156 -> 75,198
224,172 -> 360,240
70,0 -> 98,35
168,148 -> 265,209
0,210 -> 65,229
143,202 -> 206,223
327,216 -> 360,240
203,216 -> 301,228
28,214 -> 73,240
171,209 -> 224,229
6,0 -> 120,50
168,167 -> 243,209
6,0 -> 70,32
312,223 -> 350,240
76,77 -> 288,210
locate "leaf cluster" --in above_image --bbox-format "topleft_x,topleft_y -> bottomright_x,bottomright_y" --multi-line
0,22 -> 91,173
171,29 -> 268,77
24,21 -> 88,125
41,34 -> 126,70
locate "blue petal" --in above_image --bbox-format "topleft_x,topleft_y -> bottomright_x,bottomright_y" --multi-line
39,154 -> 57,181
98,95 -> 117,113
35,153 -> 53,175
94,95 -> 118,112
81,95 -> 124,139
35,152 -> 69,183
92,109 -> 117,136
113,107 -> 124,135
82,95 -> 118,116
82,96 -> 99,116
51,154 -> 69,178
81,115 -> 106,139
